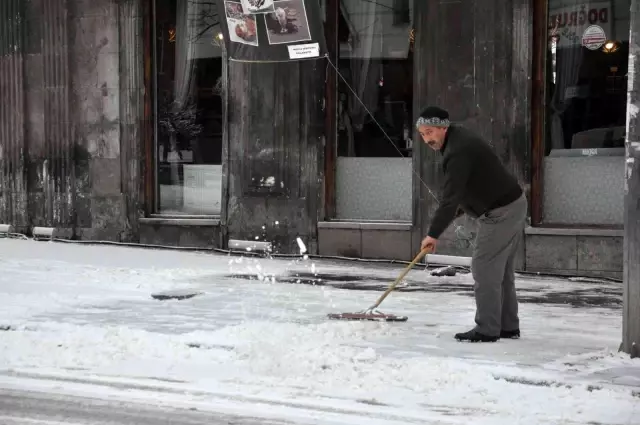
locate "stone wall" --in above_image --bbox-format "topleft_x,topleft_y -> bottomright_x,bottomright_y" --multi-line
0,0 -> 145,240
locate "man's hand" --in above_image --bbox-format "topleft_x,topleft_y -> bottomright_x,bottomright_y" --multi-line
421,236 -> 437,252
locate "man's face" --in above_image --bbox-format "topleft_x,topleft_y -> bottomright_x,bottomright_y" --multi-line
417,125 -> 447,150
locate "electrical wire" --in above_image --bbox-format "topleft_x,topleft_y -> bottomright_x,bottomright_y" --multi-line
324,54 -> 476,248
325,54 -> 440,205
0,231 -> 623,283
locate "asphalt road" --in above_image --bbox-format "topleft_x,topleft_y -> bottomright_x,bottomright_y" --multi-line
0,388 -> 293,425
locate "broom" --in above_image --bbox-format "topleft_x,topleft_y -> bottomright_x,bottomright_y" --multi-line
327,246 -> 432,322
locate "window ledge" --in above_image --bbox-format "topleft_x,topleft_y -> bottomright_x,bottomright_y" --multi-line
318,221 -> 412,231
525,226 -> 623,237
140,217 -> 221,226
149,214 -> 220,220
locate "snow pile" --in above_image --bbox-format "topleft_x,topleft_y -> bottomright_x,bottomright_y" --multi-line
1,323 -> 186,368
184,320 -> 403,380
181,321 -> 637,423
1,319 -> 637,424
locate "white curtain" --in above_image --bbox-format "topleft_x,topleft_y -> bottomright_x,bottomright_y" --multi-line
166,0 -> 201,166
173,0 -> 199,109
342,0 -> 383,134
548,0 -> 588,150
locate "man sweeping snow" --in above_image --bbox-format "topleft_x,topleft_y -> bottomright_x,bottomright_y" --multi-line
417,106 -> 526,343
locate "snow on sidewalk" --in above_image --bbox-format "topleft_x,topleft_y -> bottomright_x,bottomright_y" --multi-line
0,239 -> 638,425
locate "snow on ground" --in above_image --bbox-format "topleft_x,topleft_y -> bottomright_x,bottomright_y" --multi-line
0,238 -> 638,424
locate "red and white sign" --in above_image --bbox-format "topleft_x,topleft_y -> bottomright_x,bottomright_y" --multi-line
549,1 -> 611,48
582,25 -> 607,50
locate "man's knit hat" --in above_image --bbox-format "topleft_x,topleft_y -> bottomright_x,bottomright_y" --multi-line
415,106 -> 451,129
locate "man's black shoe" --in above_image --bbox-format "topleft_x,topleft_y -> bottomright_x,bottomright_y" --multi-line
500,329 -> 520,339
454,329 -> 499,342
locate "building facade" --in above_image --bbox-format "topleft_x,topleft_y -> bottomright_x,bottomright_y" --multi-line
0,0 -> 632,278
320,0 -> 629,279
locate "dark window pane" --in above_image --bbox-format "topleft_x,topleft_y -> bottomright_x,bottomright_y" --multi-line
337,0 -> 414,158
334,0 -> 414,222
155,0 -> 224,215
393,0 -> 410,26
546,1 -> 628,155
0,0 -> 24,56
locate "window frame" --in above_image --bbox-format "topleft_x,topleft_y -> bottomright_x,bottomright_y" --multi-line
145,0 -> 226,218
323,0 -> 416,221
324,0 -> 339,219
531,0 -> 547,226
143,0 -> 156,216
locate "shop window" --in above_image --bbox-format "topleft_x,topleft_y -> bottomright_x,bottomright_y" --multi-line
543,0 -> 628,225
334,0 -> 414,221
154,0 -> 224,215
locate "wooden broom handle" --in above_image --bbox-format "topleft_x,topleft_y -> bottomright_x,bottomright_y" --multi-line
368,246 -> 432,310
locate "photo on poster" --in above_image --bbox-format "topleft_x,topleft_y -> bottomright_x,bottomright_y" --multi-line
264,0 -> 312,45
240,0 -> 276,14
225,1 -> 259,46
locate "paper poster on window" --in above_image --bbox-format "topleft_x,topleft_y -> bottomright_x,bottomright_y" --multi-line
288,43 -> 319,59
240,0 -> 275,14
265,0 -> 312,45
218,0 -> 326,62
225,1 -> 259,46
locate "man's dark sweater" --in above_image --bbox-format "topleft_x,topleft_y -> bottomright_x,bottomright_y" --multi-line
427,125 -> 523,239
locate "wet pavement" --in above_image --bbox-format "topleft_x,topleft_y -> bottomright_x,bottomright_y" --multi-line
224,270 -> 622,310
0,387 -> 294,425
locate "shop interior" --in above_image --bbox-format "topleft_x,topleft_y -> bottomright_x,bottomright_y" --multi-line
542,0 -> 629,226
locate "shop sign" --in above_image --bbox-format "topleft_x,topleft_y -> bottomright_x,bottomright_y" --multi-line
548,1 -> 611,48
582,25 -> 607,50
